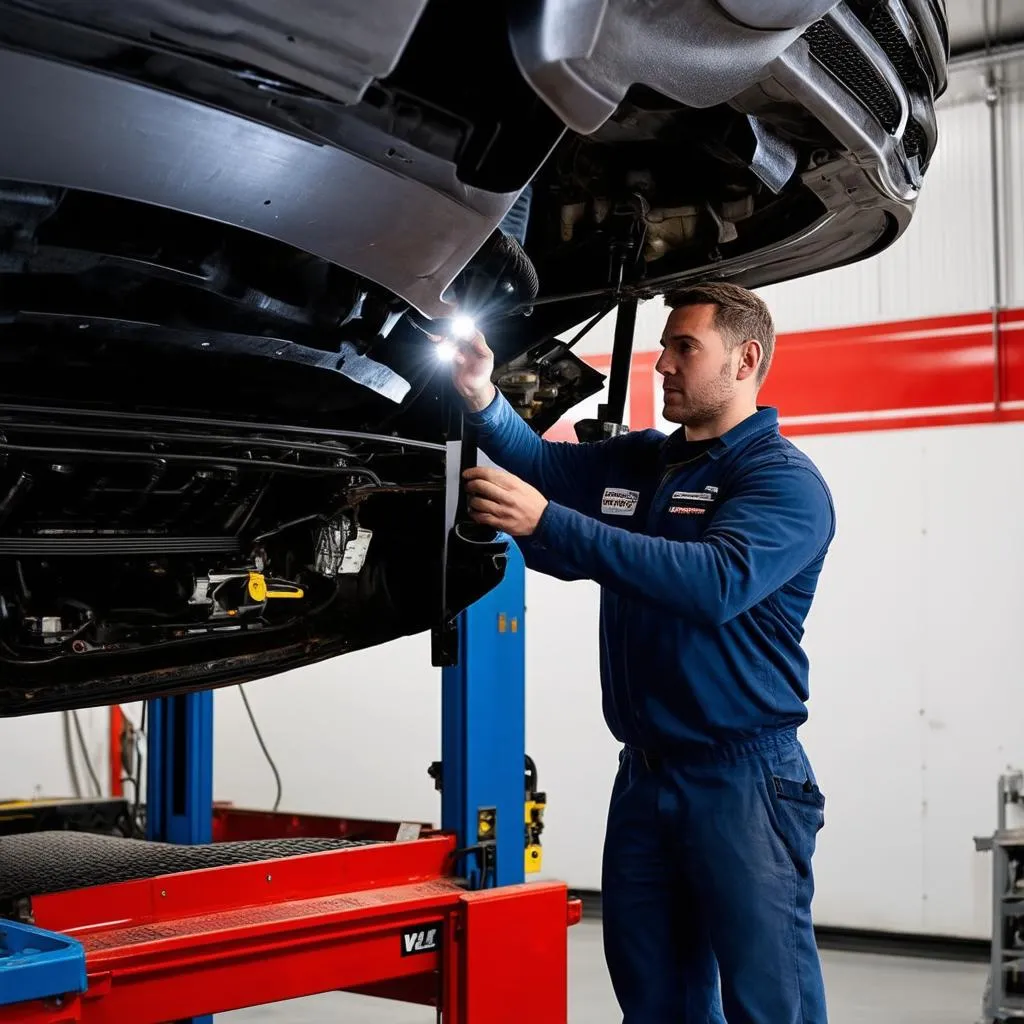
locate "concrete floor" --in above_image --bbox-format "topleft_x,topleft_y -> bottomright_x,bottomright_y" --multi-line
221,920 -> 989,1023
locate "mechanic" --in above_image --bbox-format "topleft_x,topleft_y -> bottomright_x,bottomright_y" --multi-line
448,283 -> 835,1024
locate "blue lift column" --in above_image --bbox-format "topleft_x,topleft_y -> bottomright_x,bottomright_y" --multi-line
441,541 -> 527,889
146,689 -> 214,1024
146,691 -> 214,845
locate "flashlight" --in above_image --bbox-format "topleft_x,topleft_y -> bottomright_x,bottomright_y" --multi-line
450,315 -> 477,341
434,314 -> 477,362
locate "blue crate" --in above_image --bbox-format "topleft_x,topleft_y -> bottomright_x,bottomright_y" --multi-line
0,919 -> 86,1007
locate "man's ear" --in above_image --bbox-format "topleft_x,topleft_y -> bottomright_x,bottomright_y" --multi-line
735,339 -> 762,382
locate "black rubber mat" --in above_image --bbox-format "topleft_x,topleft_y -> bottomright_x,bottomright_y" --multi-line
0,831 -> 378,900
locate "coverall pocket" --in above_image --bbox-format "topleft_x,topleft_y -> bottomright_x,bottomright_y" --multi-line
763,760 -> 825,877
771,774 -> 825,810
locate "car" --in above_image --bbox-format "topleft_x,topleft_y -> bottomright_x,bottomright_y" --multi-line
0,0 -> 947,715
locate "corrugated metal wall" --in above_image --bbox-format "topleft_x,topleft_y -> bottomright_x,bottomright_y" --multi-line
762,60 -> 1024,330
763,106 -> 992,328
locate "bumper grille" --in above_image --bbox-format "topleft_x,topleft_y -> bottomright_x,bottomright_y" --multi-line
804,19 -> 900,134
903,117 -> 927,160
865,5 -> 929,93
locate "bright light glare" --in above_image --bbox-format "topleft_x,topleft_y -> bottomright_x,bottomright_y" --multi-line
450,315 -> 477,341
435,340 -> 457,362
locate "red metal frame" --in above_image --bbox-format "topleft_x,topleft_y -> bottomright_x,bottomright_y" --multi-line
1,835 -> 580,1024
211,803 -> 433,844
107,707 -> 123,799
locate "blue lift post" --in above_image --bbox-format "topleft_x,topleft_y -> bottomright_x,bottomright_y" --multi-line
441,540 -> 527,889
146,689 -> 214,1024
146,691 -> 214,846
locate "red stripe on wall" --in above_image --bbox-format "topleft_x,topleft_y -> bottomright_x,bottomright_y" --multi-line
543,308 -> 1024,439
629,360 -> 656,433
777,407 -> 1024,437
761,309 -> 1024,417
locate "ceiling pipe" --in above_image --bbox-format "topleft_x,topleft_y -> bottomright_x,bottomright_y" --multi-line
949,40 -> 1024,73
981,0 -> 1004,411
986,67 -> 1003,410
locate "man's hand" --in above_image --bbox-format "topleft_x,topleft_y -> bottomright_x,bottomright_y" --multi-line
449,330 -> 496,413
463,467 -> 548,537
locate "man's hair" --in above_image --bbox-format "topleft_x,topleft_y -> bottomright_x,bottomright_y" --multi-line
664,282 -> 775,386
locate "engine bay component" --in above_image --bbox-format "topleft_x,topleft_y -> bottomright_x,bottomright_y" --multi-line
340,529 -> 373,576
246,573 -> 304,603
0,534 -> 241,556
313,517 -> 373,578
0,397 -> 469,709
26,616 -> 65,643
189,570 -> 305,621
493,340 -> 606,434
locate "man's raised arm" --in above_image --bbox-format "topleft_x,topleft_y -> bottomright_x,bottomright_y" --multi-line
450,329 -> 616,512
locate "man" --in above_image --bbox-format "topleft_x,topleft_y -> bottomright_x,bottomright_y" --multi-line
450,282 -> 835,1024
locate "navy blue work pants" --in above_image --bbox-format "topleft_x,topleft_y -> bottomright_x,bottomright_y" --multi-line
601,730 -> 828,1023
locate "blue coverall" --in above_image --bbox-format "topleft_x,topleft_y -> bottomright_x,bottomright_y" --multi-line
469,391 -> 836,1024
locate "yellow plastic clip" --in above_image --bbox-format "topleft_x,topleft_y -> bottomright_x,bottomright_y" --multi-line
524,796 -> 546,874
525,844 -> 543,873
247,572 -> 304,602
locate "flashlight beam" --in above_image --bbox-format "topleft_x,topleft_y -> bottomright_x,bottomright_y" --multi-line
450,315 -> 477,341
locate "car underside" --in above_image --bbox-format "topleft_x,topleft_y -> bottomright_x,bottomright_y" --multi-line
0,0 -> 947,715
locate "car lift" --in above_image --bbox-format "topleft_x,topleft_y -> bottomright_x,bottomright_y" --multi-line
0,541 -> 580,1023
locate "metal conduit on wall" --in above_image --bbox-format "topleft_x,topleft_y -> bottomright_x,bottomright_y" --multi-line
946,36 -> 1024,412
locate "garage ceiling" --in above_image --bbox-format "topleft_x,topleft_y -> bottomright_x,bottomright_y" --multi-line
946,0 -> 1024,56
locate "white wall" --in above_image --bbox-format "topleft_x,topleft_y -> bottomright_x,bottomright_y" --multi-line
2,57 -> 1023,942
789,422 -> 1024,936
1,706 -> 110,804
213,636 -> 441,826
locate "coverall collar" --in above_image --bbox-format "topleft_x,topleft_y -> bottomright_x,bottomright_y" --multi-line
665,406 -> 779,461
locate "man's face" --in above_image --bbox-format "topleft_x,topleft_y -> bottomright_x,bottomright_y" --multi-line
655,304 -> 739,427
